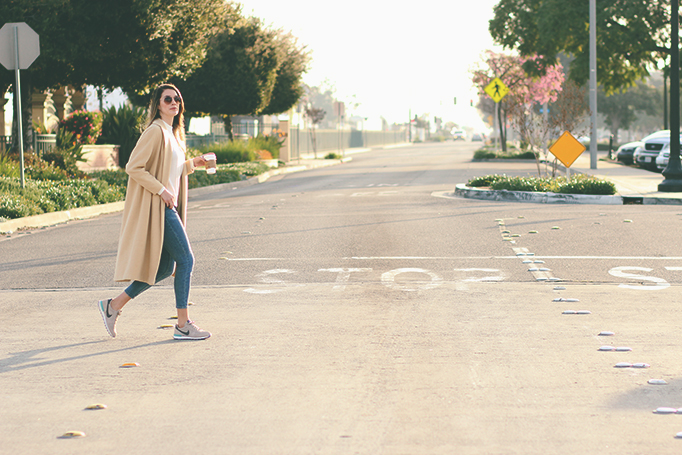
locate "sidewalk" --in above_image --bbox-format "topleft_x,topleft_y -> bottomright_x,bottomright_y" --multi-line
570,151 -> 682,204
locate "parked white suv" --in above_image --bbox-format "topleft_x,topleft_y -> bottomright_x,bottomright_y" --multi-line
634,130 -> 674,171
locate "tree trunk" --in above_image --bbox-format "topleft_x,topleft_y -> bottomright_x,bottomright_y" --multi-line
10,80 -> 33,155
309,127 -> 317,159
222,114 -> 233,141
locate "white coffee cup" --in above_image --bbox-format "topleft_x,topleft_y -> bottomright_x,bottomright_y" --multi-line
203,153 -> 217,174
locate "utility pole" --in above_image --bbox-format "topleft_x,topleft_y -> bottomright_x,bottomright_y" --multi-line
589,0 -> 597,169
659,0 -> 682,191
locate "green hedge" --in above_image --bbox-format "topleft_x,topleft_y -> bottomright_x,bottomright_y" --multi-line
466,174 -> 616,195
473,149 -> 537,160
0,177 -> 125,220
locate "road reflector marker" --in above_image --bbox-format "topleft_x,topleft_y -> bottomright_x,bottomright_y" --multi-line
552,226 -> 560,230
536,277 -> 548,281
598,331 -> 615,336
522,260 -> 532,264
676,432 -> 682,438
501,230 -> 510,234
554,286 -> 567,290
534,260 -> 545,263
562,310 -> 576,314
120,363 -> 140,368
598,346 -> 616,351
511,234 -> 520,237
549,277 -> 561,281
553,298 -> 579,302
615,347 -> 632,352
518,216 -> 525,218
615,362 -> 632,368
529,230 -> 538,234
84,404 -> 107,410
624,220 -> 633,223
158,324 -> 174,329
539,267 -> 551,271
633,363 -> 650,368
648,379 -> 667,385
576,310 -> 592,314
168,316 -> 178,319
654,407 -> 677,414
59,431 -> 85,438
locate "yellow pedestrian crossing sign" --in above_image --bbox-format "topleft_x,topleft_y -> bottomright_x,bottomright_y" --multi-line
484,77 -> 509,103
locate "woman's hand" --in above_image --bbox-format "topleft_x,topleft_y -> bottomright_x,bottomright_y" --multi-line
192,156 -> 207,168
160,189 -> 176,209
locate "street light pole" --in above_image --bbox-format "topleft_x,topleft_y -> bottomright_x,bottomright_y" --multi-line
659,0 -> 682,192
589,0 -> 597,169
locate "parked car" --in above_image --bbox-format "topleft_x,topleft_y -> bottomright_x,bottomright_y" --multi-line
452,129 -> 466,141
615,141 -> 642,165
471,133 -> 484,142
656,143 -> 670,171
634,130 -> 673,170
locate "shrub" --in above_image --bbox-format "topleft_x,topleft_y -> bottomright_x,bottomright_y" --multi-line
26,160 -> 70,181
60,110 -> 103,145
98,104 -> 146,168
199,141 -> 255,164
466,174 -> 616,195
0,154 -> 19,177
473,149 -> 536,160
0,176 -> 125,220
188,168 -> 242,189
467,174 -> 507,187
556,174 -> 616,195
490,176 -> 554,192
42,129 -> 86,178
325,152 -> 341,159
250,135 -> 282,159
89,168 -> 129,189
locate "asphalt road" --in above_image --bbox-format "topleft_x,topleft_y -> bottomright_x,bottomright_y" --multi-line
3,141 -> 682,454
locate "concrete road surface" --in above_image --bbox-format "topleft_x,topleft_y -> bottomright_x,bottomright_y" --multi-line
3,142 -> 682,454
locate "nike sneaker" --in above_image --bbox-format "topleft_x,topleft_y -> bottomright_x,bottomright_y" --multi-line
173,320 -> 211,340
98,299 -> 120,338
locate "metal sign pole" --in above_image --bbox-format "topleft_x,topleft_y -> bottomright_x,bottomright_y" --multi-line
13,25 -> 25,189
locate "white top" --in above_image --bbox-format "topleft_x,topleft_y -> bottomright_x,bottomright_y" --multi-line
158,120 -> 185,202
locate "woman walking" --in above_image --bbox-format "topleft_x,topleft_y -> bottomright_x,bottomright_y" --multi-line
98,83 -> 211,340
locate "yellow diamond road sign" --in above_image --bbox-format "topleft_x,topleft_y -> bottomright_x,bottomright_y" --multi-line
549,131 -> 586,168
484,77 -> 509,103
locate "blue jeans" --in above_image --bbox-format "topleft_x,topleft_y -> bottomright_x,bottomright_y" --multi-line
124,207 -> 194,309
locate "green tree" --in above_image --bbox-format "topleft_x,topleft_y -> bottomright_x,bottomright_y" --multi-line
177,8 -> 281,139
260,31 -> 311,115
1,0 -> 225,151
598,81 -> 662,143
489,0 -> 670,94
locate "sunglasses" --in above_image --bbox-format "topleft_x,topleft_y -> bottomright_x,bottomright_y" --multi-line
162,95 -> 182,104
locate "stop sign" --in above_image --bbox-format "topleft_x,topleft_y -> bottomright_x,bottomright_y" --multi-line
0,22 -> 40,70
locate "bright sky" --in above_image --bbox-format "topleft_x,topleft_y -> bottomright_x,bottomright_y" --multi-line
241,0 -> 503,130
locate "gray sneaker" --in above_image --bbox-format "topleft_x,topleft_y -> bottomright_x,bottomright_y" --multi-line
173,320 -> 211,340
98,299 -> 120,337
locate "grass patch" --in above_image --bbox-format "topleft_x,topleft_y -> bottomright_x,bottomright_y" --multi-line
466,174 -> 616,195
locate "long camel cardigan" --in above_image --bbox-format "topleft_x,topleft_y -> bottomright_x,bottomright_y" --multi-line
114,119 -> 195,285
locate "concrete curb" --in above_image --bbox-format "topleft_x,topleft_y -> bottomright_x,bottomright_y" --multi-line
0,201 -> 126,234
449,184 -> 682,205
451,184 -> 623,205
0,157 -> 353,234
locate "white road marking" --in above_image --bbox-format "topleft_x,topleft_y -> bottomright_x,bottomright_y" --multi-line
381,268 -> 443,292
608,266 -> 670,290
318,268 -> 372,291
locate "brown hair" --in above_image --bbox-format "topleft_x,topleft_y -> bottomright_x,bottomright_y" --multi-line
146,83 -> 185,143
